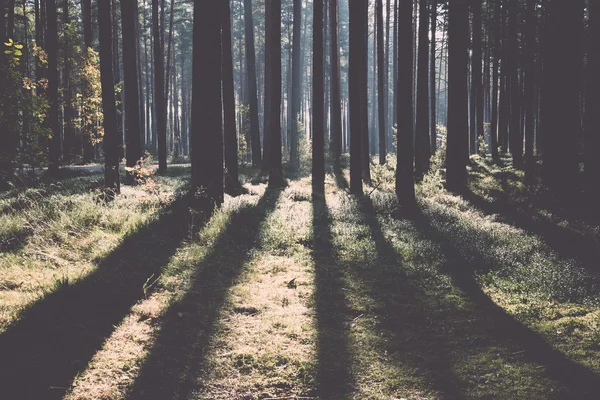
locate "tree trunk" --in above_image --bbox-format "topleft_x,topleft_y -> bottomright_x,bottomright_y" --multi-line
446,0 -> 469,192
377,0 -> 386,164
430,0 -> 437,152
47,0 -> 60,175
523,0 -> 535,178
472,0 -> 484,154
361,0 -> 371,182
312,0 -> 325,193
508,0 -> 522,167
244,0 -> 262,167
290,0 -> 302,170
586,0 -> 600,202
222,0 -> 241,193
491,0 -> 500,161
268,0 -> 284,187
329,0 -> 342,166
395,0 -> 416,209
349,0 -> 364,194
121,0 -> 142,170
191,0 -> 223,210
263,1 -> 272,173
99,0 -> 120,193
415,0 -> 430,178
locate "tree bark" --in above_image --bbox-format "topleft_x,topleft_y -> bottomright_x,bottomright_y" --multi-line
244,0 -> 262,167
349,0 -> 365,194
312,0 -> 325,193
376,0 -> 386,164
446,0 -> 469,192
191,0 -> 223,210
47,0 -> 60,175
395,0 -> 416,209
329,0 -> 342,166
415,0 -> 430,178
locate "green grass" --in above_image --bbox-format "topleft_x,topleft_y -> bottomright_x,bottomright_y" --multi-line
1,158 -> 600,399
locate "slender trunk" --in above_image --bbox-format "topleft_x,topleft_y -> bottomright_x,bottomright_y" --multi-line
329,0 -> 342,165
244,0 -> 262,166
377,0 -> 386,164
99,0 -> 120,193
47,0 -> 60,175
312,0 -> 325,193
430,0 -> 437,152
349,0 -> 364,194
153,0 -> 167,172
415,0 -> 430,178
223,0 -> 240,192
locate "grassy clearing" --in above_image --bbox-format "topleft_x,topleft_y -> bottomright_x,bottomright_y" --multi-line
1,157 -> 600,399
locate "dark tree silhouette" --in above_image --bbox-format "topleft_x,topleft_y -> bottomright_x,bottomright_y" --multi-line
396,0 -> 416,209
121,0 -> 142,170
268,0 -> 285,188
541,0 -> 584,199
490,0 -> 501,162
191,0 -> 224,210
415,0 -> 430,178
471,0 -> 483,154
47,0 -> 60,175
376,0 -> 386,165
586,0 -> 600,203
446,0 -> 469,192
523,0 -> 536,178
430,0 -> 437,153
290,0 -> 302,171
222,0 -> 241,193
153,0 -> 167,173
98,0 -> 120,193
312,0 -> 325,194
244,0 -> 262,167
508,0 -> 522,167
329,0 -> 342,166
349,0 -> 365,195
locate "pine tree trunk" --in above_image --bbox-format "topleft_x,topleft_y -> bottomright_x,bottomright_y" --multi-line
446,0 -> 469,192
99,0 -> 120,193
586,0 -> 600,202
349,0 -> 364,194
430,0 -> 437,152
47,0 -> 60,175
121,0 -> 142,170
222,0 -> 241,193
415,0 -> 430,178
329,0 -> 342,165
191,0 -> 224,210
312,0 -> 325,193
268,0 -> 284,187
376,0 -> 386,165
523,0 -> 535,178
244,0 -> 262,167
395,0 -> 416,209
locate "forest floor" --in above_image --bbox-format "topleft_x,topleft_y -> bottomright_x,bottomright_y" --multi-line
1,155 -> 600,399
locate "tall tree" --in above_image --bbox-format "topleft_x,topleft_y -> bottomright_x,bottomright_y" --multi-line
586,0 -> 600,202
222,0 -> 241,193
523,0 -> 535,178
121,0 -> 142,170
349,0 -> 365,194
290,0 -> 302,170
376,0 -> 386,164
329,0 -> 342,166
396,0 -> 415,208
430,0 -> 437,152
268,0 -> 285,187
508,0 -> 522,167
62,0 -> 75,164
446,0 -> 469,192
312,0 -> 325,193
415,0 -> 430,178
153,0 -> 166,172
360,0 -> 371,182
98,0 -> 120,193
191,0 -> 223,210
263,1 -> 272,173
47,0 -> 60,175
244,0 -> 261,167
490,0 -> 501,161
471,0 -> 483,154
541,0 -> 584,199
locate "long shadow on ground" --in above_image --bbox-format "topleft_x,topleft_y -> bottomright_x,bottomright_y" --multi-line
0,196 -> 190,399
126,187 -> 281,399
312,194 -> 354,398
410,204 -> 600,397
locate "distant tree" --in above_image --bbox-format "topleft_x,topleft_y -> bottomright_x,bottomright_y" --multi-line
523,0 -> 536,178
490,0 -> 501,162
349,0 -> 365,195
121,0 -> 142,171
312,0 -> 325,194
430,0 -> 437,153
268,0 -> 285,188
508,0 -> 522,167
244,0 -> 261,167
395,0 -> 416,209
222,0 -> 241,193
415,0 -> 430,178
98,0 -> 120,193
471,0 -> 483,155
191,0 -> 223,209
446,0 -> 469,192
360,0 -> 370,183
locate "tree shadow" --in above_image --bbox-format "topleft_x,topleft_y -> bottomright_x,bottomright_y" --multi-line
125,187 -> 282,399
461,186 -> 600,279
312,193 -> 354,398
409,204 -> 600,397
0,195 -> 192,399
352,197 -> 465,398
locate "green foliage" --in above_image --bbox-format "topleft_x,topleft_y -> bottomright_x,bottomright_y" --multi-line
77,47 -> 104,146
238,103 -> 250,163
